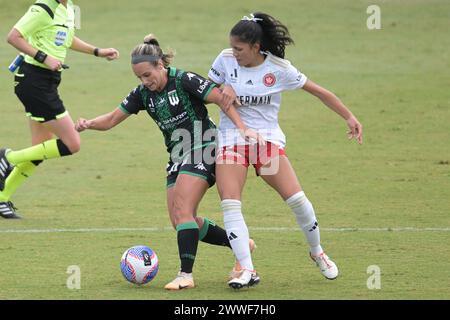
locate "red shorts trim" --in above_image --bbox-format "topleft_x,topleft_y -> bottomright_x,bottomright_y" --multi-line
216,142 -> 286,175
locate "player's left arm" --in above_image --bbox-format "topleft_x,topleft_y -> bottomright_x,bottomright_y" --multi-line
207,79 -> 240,108
70,36 -> 119,61
181,72 -> 236,121
302,79 -> 363,144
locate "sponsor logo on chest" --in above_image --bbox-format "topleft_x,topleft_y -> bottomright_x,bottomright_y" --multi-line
238,95 -> 272,106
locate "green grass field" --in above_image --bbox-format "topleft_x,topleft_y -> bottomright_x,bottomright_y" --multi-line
0,0 -> 449,300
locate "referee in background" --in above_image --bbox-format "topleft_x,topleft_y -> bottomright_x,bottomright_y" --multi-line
0,0 -> 119,218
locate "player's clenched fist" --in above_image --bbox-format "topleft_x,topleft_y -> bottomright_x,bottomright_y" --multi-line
75,118 -> 91,132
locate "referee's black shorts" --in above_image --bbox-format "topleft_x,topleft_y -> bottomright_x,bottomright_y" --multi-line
14,62 -> 67,123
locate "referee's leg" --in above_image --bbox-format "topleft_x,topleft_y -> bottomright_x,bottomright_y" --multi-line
0,120 -> 50,201
29,119 -> 54,146
44,113 -> 81,154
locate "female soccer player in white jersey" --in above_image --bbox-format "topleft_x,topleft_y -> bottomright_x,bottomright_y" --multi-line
208,12 -> 363,289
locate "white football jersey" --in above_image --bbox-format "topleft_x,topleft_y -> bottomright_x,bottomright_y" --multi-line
208,49 -> 307,148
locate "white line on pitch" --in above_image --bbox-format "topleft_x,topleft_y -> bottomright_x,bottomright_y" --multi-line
0,226 -> 449,234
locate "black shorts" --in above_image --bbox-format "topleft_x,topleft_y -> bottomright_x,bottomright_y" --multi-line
14,62 -> 67,123
166,145 -> 216,188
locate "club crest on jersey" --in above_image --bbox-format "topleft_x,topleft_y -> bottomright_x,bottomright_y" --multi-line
168,90 -> 179,107
263,73 -> 276,87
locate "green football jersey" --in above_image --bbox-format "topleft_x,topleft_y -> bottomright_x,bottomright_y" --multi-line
120,67 -> 218,155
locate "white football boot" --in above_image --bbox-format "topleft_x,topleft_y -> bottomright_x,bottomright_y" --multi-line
229,239 -> 256,280
310,252 -> 339,280
228,269 -> 260,289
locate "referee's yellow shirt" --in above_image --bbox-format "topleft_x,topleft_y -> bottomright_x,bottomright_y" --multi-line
14,0 -> 75,69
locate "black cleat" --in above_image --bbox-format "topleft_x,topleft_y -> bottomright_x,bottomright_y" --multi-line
0,148 -> 13,191
0,201 -> 22,219
228,269 -> 260,289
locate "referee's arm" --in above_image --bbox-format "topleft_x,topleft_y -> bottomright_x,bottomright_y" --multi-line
7,27 -> 61,70
7,28 -> 39,61
70,36 -> 119,61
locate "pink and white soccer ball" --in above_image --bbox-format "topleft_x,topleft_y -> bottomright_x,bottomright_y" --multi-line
120,245 -> 159,285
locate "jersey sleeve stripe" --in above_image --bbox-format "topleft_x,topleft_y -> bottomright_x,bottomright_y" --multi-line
118,104 -> 131,114
202,83 -> 216,100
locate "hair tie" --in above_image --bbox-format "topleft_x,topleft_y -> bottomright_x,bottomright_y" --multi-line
242,13 -> 263,23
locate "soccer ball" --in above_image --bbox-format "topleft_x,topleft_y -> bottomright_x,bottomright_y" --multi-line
120,245 -> 159,285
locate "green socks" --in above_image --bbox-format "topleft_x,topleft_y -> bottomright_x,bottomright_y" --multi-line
199,217 -> 232,248
176,221 -> 199,273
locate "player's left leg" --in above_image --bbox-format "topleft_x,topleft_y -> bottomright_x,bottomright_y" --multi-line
259,155 -> 338,280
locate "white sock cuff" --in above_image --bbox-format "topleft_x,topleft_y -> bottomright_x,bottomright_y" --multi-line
222,199 -> 244,224
221,199 -> 241,211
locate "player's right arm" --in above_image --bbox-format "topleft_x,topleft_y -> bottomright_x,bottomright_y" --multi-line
76,86 -> 143,132
75,108 -> 130,132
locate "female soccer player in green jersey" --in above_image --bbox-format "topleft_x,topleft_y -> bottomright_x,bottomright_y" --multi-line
0,0 -> 119,218
75,34 -> 263,290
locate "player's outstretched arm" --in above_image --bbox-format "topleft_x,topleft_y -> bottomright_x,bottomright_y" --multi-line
302,79 -> 363,144
75,108 -> 130,132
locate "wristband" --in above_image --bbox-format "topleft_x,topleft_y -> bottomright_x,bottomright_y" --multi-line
94,48 -> 99,57
34,50 -> 48,63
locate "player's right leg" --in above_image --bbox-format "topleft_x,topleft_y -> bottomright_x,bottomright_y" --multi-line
193,215 -> 257,280
216,147 -> 259,289
164,173 -> 210,290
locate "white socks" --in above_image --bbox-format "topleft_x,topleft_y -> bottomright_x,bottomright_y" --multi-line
222,192 -> 323,271
221,199 -> 254,271
286,191 -> 323,256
